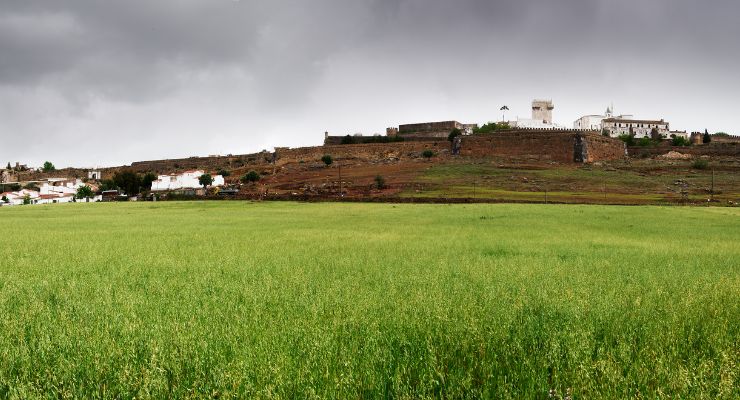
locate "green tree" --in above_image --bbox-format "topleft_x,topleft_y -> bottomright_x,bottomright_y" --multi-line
5,162 -> 10,170
76,185 -> 94,199
22,195 -> 30,205
112,170 -> 141,196
218,169 -> 231,177
42,161 -> 55,172
241,171 -> 260,183
140,172 -> 157,191
448,128 -> 462,142
199,174 -> 213,189
99,179 -> 118,192
1,195 -> 8,203
321,155 -> 333,166
703,129 -> 711,143
422,150 -> 434,159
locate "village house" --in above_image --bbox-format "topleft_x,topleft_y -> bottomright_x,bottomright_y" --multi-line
150,170 -> 225,192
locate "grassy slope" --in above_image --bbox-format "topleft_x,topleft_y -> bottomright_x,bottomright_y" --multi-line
0,202 -> 738,398
402,160 -> 740,204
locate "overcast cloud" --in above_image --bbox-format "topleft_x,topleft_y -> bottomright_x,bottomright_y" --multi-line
1,0 -> 738,167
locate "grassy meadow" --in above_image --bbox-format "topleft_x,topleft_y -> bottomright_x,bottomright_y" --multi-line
0,202 -> 738,398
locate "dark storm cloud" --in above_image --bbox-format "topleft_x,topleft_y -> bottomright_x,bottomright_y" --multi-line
1,0 -> 739,167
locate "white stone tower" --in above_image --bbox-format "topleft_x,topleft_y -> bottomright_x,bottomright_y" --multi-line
531,99 -> 554,124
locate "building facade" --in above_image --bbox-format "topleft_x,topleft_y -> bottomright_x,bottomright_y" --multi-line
150,170 -> 225,192
601,118 -> 670,138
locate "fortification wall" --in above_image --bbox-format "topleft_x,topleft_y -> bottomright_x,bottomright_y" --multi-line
460,130 -> 624,163
275,141 -> 449,166
584,135 -> 627,161
628,142 -> 740,158
127,152 -> 273,174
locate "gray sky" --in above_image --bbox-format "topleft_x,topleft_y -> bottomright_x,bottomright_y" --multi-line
1,0 -> 738,168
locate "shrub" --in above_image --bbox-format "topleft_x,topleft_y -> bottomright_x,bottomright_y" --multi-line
1,195 -> 8,203
637,137 -> 653,147
473,122 -> 509,134
448,128 -> 462,142
672,136 -> 690,146
692,159 -> 709,170
218,170 -> 231,177
618,134 -> 636,146
321,155 -> 333,166
374,175 -> 386,190
422,150 -> 435,159
241,171 -> 260,183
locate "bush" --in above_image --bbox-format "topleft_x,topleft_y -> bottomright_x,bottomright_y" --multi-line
321,155 -> 333,166
374,175 -> 386,190
422,150 -> 435,159
637,137 -> 653,147
473,122 -> 509,134
218,170 -> 231,177
448,128 -> 462,142
618,134 -> 636,146
672,136 -> 690,146
692,159 -> 709,170
241,171 -> 260,183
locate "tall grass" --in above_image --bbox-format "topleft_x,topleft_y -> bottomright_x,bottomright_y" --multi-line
0,202 -> 738,398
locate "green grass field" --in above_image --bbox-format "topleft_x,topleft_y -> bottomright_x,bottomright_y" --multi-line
0,202 -> 738,399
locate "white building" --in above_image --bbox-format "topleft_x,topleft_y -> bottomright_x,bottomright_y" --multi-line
602,118 -> 670,138
1,189 -> 41,206
508,99 -> 567,129
573,107 -> 633,131
40,178 -> 85,196
150,170 -> 225,192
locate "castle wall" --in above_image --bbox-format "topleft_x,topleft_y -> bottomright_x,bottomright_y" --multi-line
275,141 -> 449,166
460,130 -> 624,163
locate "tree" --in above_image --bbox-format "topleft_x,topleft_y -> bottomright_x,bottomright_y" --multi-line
448,128 -> 462,142
112,170 -> 141,196
140,172 -> 157,191
76,185 -> 94,199
42,161 -> 55,172
217,169 -> 231,177
22,195 -> 31,205
199,174 -> 213,189
321,155 -> 333,166
703,129 -> 711,144
241,170 -> 260,183
99,179 -> 118,192
422,149 -> 435,159
5,162 -> 10,170
374,175 -> 386,190
1,195 -> 8,203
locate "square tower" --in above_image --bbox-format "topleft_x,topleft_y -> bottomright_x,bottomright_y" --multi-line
531,99 -> 554,124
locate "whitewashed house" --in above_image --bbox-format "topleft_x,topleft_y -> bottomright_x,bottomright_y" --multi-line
40,178 -> 84,196
150,170 -> 225,192
1,189 -> 41,206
